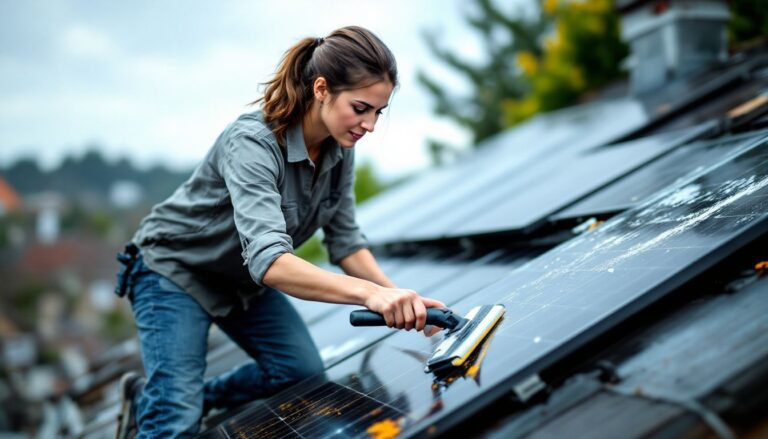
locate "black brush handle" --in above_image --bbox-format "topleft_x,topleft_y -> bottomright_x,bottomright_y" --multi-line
349,307 -> 464,330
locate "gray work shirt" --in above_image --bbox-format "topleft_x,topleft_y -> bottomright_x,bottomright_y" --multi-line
132,110 -> 368,316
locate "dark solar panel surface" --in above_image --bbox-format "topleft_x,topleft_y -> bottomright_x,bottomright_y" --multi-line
445,124 -> 715,237
355,112 -> 581,234
359,99 -> 648,244
200,134 -> 768,438
553,129 -> 768,220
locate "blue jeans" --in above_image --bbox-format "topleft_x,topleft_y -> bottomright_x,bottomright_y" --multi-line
125,257 -> 324,438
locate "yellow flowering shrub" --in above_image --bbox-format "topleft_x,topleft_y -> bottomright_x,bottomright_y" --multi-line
504,0 -> 626,126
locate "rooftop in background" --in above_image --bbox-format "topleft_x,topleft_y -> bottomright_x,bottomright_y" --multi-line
0,175 -> 22,214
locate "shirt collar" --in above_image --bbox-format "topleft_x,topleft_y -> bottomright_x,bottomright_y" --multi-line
285,124 -> 309,163
285,123 -> 344,172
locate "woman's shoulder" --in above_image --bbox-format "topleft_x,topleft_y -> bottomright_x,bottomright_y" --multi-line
225,110 -> 277,144
209,110 -> 285,170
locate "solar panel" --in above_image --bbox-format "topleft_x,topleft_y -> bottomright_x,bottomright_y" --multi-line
553,129 -> 768,221
200,133 -> 768,438
359,99 -> 648,244
443,124 -> 716,237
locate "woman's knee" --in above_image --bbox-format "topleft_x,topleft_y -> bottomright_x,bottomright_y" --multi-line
271,352 -> 324,388
294,353 -> 325,381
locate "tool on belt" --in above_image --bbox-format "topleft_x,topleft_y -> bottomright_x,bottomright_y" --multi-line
114,242 -> 140,298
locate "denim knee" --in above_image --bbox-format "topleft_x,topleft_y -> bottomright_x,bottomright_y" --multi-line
293,354 -> 324,381
271,350 -> 324,389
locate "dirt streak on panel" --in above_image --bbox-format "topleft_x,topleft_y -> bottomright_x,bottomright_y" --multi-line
367,417 -> 403,439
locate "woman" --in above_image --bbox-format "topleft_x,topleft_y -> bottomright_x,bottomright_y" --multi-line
114,26 -> 445,438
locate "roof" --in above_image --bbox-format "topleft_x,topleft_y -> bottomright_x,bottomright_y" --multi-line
74,45 -> 768,439
0,175 -> 21,213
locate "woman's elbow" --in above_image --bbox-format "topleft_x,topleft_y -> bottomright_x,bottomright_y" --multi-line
262,253 -> 292,288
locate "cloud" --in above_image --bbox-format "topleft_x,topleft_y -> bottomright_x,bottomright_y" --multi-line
60,24 -> 115,58
0,0 -> 483,180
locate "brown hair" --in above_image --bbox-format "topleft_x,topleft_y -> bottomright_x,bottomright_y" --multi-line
255,26 -> 398,144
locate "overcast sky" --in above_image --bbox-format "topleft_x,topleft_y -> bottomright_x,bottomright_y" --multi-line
0,1 -> 531,180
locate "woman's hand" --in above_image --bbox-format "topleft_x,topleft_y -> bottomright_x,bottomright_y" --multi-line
364,287 -> 446,333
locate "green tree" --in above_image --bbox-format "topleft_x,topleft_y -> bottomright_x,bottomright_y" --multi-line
353,161 -> 385,204
418,0 -> 546,161
507,0 -> 627,124
419,0 -> 627,163
729,0 -> 768,45
87,210 -> 116,238
294,235 -> 327,264
12,281 -> 46,329
422,0 -> 765,164
102,308 -> 134,341
2,148 -> 190,206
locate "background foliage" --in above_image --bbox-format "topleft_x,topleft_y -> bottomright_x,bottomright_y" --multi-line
729,0 -> 768,44
419,0 -> 627,164
420,0 -> 766,165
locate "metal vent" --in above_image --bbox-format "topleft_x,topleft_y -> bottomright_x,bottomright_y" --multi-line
619,0 -> 730,95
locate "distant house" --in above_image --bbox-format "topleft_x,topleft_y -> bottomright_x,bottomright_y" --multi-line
16,236 -> 117,286
0,175 -> 21,216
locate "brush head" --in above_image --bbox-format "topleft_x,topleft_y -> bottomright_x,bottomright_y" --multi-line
425,304 -> 506,373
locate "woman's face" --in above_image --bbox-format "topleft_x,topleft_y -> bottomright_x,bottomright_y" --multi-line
320,80 -> 394,148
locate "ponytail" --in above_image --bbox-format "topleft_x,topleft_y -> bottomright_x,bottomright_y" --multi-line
255,26 -> 398,145
255,38 -> 319,145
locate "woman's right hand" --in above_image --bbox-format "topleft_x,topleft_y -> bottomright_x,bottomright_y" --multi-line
364,287 -> 446,333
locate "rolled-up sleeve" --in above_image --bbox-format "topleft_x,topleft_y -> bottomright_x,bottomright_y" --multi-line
323,152 -> 369,264
221,134 -> 294,285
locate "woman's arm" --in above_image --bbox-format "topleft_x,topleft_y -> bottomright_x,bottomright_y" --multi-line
263,252 -> 444,331
338,248 -> 396,288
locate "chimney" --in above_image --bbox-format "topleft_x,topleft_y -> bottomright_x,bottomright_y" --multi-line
617,0 -> 730,95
